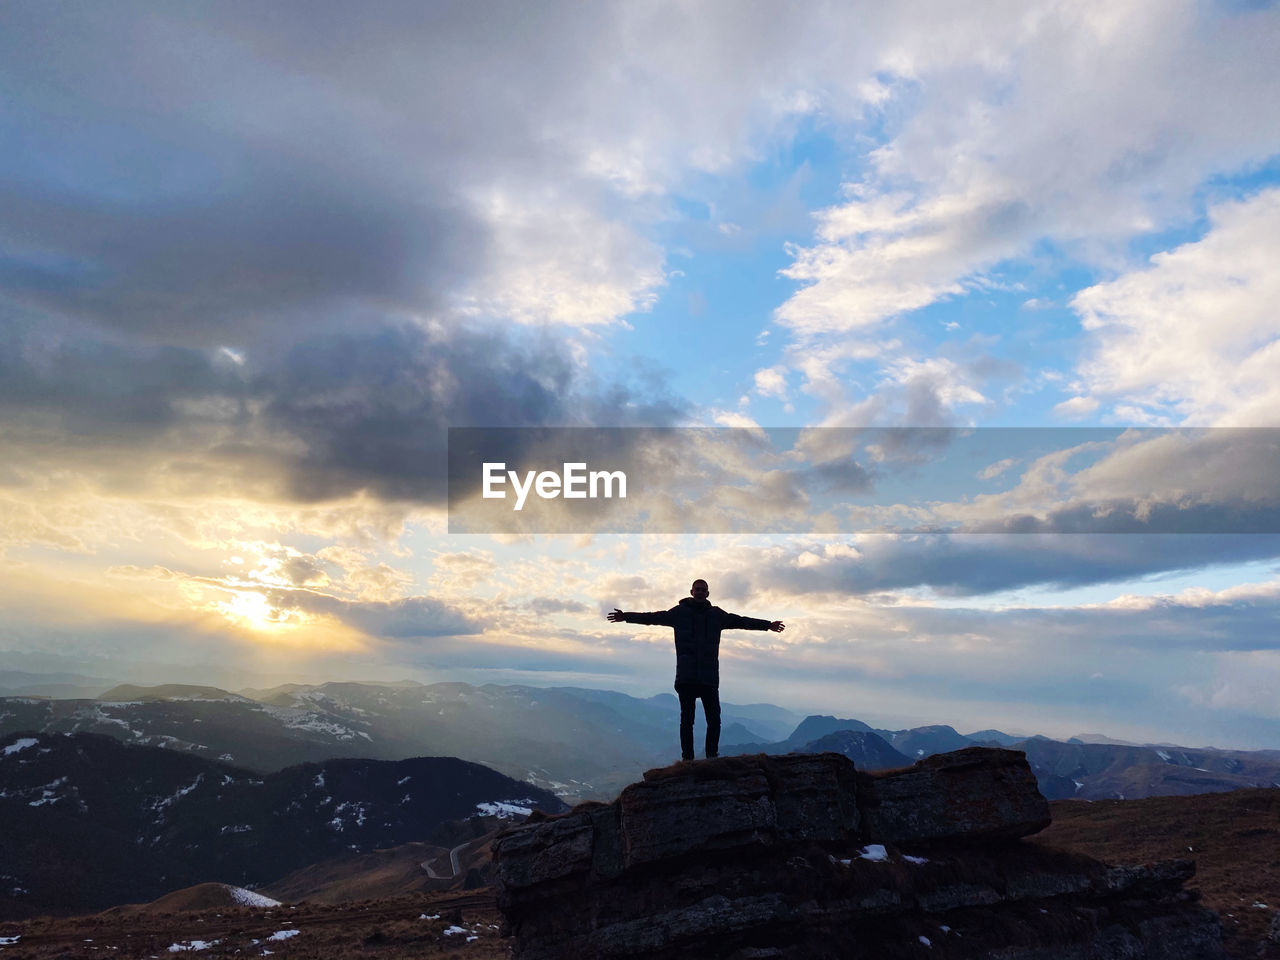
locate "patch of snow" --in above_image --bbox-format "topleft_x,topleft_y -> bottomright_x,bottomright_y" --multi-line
1156,750 -> 1172,762
903,855 -> 929,865
939,925 -> 952,933
2,737 -> 38,756
220,825 -> 252,835
152,774 -> 204,812
919,935 -> 932,947
442,926 -> 468,936
1253,902 -> 1268,909
1073,780 -> 1084,792
225,885 -> 280,911
312,772 -> 325,789
419,913 -> 441,920
28,776 -> 70,806
0,935 -> 20,945
167,940 -> 217,952
476,800 -> 533,818
397,775 -> 411,786
327,801 -> 368,831
266,929 -> 299,941
218,753 -> 233,762
859,844 -> 889,862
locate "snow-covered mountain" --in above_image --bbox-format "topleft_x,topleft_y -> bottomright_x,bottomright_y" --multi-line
0,730 -> 564,919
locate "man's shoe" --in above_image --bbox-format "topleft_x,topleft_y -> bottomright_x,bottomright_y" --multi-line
706,752 -> 718,759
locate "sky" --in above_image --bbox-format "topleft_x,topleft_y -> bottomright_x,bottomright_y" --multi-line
3,0 -> 1280,749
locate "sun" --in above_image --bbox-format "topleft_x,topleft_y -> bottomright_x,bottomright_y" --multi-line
216,590 -> 302,633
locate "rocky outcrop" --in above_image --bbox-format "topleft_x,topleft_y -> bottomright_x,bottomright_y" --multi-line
493,748 -> 1223,959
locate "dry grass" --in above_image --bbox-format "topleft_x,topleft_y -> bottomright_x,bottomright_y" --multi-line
1033,788 -> 1280,959
0,892 -> 507,959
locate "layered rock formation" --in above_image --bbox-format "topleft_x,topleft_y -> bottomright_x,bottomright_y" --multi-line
494,747 -> 1224,959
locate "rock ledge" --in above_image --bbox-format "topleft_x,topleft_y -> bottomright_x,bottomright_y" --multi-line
494,748 -> 1223,959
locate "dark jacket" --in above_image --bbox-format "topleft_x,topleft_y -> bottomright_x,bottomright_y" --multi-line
622,597 -> 772,688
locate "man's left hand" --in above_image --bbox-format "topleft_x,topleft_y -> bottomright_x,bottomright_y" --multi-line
769,621 -> 785,633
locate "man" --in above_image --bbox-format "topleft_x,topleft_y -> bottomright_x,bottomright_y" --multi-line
608,579 -> 785,761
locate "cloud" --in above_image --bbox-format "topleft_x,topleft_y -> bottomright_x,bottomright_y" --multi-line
769,1 -> 1280,412
0,315 -> 683,507
977,457 -> 1019,480
738,532 -> 1280,598
526,597 -> 590,615
1070,188 -> 1280,426
753,366 -> 789,401
269,589 -> 484,640
1053,396 -> 1100,420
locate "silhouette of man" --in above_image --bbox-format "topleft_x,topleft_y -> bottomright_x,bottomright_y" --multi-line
609,579 -> 784,761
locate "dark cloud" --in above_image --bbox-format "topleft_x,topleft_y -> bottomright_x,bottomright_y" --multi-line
973,500 -> 1280,535
0,315 -> 682,503
269,589 -> 483,640
750,534 -> 1280,597
0,170 -> 478,342
526,597 -> 590,615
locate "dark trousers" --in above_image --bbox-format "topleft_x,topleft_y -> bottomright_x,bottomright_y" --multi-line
676,683 -> 720,760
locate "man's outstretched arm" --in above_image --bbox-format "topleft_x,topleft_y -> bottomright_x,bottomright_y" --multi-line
721,612 -> 785,633
608,608 -> 678,626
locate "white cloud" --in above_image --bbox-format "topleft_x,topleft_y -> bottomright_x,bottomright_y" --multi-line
978,457 -> 1019,481
753,366 -> 790,400
770,0 -> 1280,410
454,191 -> 666,327
1053,396 -> 1099,420
1070,188 -> 1280,426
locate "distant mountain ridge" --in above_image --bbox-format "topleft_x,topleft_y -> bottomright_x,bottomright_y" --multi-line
0,681 -> 802,801
0,730 -> 564,920
798,729 -> 912,770
731,714 -> 1280,801
4,680 -> 1278,804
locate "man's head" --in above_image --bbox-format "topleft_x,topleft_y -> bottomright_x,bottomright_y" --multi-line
690,579 -> 709,599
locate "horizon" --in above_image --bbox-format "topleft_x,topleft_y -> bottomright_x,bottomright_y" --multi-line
0,664 -> 1262,754
3,3 -> 1280,754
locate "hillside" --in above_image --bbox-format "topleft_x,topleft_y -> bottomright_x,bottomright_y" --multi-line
0,731 -> 563,919
1034,789 -> 1280,959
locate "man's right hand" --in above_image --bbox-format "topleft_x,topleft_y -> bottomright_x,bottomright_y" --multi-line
607,608 -> 625,622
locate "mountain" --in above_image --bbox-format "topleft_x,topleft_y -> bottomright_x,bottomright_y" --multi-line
726,714 -> 966,760
719,721 -> 767,746
1014,737 -> 1280,800
0,730 -> 564,919
0,682 -> 798,801
6,682 -> 1278,806
0,669 -> 117,700
798,729 -> 912,770
97,683 -> 246,702
963,728 -> 1026,746
889,723 -> 973,759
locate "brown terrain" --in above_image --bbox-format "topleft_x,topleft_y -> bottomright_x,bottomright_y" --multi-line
0,785 -> 1276,959
1035,789 -> 1280,960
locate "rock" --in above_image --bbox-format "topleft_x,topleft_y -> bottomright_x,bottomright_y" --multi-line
863,746 -> 1051,845
493,747 -> 1223,959
620,762 -> 775,866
